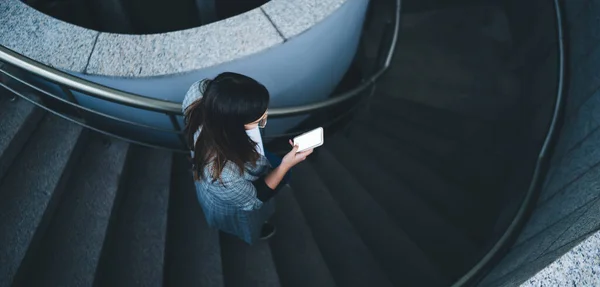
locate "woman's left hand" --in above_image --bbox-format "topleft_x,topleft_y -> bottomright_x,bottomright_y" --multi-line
281,140 -> 313,169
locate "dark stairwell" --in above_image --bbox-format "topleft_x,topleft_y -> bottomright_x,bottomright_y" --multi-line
0,0 -> 561,286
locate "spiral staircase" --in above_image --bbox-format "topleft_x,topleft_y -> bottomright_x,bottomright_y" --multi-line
0,0 -> 568,286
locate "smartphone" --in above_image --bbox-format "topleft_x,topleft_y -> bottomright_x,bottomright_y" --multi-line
293,127 -> 324,152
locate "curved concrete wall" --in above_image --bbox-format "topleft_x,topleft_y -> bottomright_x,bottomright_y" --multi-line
73,0 -> 369,143
0,0 -> 369,146
481,0 -> 600,286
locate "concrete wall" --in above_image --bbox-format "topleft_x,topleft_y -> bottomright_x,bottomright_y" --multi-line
1,0 -> 368,147
69,0 -> 369,146
481,0 -> 600,286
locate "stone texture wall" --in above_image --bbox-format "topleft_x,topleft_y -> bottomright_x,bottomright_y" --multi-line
481,0 -> 600,286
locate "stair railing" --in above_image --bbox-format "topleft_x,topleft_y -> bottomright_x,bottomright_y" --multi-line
452,0 -> 565,285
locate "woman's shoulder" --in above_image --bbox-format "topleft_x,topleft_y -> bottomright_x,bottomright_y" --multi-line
182,79 -> 205,112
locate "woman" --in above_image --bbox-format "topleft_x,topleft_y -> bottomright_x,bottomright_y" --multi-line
182,72 -> 313,245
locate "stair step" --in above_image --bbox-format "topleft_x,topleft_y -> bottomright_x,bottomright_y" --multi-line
347,121 -> 446,176
368,96 -> 485,142
326,137 -> 477,278
363,101 -> 515,205
375,5 -> 519,121
356,112 -> 503,195
443,120 -> 518,191
357,114 -> 460,159
355,115 -> 493,188
0,115 -> 87,286
94,146 -> 172,287
164,155 -> 224,287
346,125 -> 485,241
13,135 -> 130,287
220,233 -> 281,287
290,162 -> 394,287
269,187 -> 337,287
311,147 -> 449,286
0,94 -> 44,182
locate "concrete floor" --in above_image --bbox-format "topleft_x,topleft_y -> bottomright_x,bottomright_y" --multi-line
520,231 -> 600,286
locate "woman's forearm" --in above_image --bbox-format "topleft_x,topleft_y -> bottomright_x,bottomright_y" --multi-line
264,164 -> 291,190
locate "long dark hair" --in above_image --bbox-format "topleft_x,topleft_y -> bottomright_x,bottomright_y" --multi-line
184,72 -> 270,182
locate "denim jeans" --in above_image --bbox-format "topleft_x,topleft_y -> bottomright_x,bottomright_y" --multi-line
264,150 -> 291,185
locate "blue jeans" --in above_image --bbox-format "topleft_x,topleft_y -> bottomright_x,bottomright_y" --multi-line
264,150 -> 291,185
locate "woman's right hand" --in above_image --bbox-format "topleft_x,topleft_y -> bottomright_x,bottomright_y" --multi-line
281,139 -> 314,169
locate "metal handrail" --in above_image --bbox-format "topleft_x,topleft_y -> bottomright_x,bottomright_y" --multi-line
0,0 -> 400,118
450,0 -> 565,285
0,47 -> 182,115
0,83 -> 188,153
0,69 -> 183,134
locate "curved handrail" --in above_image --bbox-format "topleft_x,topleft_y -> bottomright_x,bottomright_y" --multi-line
0,46 -> 182,115
0,83 -> 188,153
450,0 -> 565,286
0,68 -> 182,134
0,0 -> 400,118
268,2 -> 401,117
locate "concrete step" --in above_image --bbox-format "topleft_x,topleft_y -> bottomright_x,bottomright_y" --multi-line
326,136 -> 477,279
367,95 -> 486,142
94,146 -> 172,287
0,114 -> 87,287
164,155 -> 224,287
346,125 -> 488,244
366,98 -> 517,206
311,146 -> 449,286
269,186 -> 337,287
346,120 -> 448,179
290,161 -> 393,287
356,108 -> 502,192
220,232 -> 281,287
0,93 -> 44,182
13,135 -> 130,287
357,113 -> 460,160
377,5 -> 519,120
442,118 -> 520,193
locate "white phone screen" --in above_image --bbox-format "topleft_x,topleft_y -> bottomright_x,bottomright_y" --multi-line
293,127 -> 324,152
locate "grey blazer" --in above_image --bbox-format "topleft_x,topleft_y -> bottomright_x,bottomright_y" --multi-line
183,81 -> 275,245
